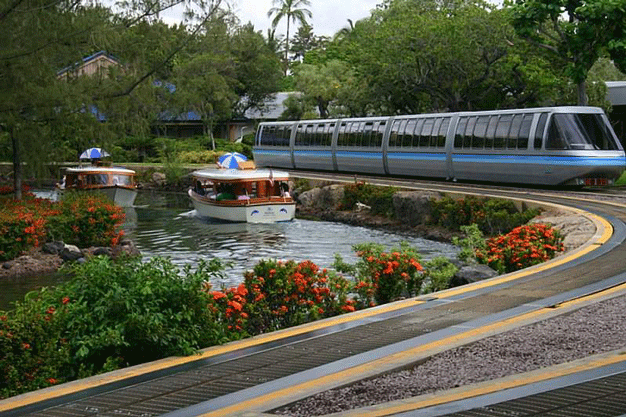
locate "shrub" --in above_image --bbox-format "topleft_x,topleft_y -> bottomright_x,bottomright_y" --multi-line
46,193 -> 125,247
237,259 -> 354,334
430,195 -> 540,236
340,183 -> 397,217
0,196 -> 59,261
335,242 -> 426,306
455,223 -> 565,274
0,256 -> 227,399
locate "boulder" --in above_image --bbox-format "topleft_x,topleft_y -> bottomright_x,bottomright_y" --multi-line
42,241 -> 65,255
61,244 -> 83,262
392,191 -> 439,226
450,264 -> 498,287
152,172 -> 167,186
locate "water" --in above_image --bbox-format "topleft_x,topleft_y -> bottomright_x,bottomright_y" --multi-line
0,190 -> 459,309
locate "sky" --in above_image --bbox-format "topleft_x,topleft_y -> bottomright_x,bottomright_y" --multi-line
159,0 -> 382,37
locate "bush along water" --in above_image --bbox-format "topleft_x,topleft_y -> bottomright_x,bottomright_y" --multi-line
454,223 -> 565,274
333,242 -> 458,308
429,195 -> 540,236
0,193 -> 125,261
0,244 -> 458,399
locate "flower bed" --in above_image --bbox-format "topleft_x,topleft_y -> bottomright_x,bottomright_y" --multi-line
0,194 -> 125,262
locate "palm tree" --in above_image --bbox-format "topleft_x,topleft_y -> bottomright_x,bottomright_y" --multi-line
267,0 -> 312,73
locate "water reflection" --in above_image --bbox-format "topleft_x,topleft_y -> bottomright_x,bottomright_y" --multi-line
127,191 -> 459,289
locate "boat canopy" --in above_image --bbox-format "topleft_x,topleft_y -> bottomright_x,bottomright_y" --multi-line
191,168 -> 289,182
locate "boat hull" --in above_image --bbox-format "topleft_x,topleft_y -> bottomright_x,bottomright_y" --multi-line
189,190 -> 295,223
60,186 -> 137,207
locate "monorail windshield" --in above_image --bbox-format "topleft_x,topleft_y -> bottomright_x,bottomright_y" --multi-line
546,113 -> 620,151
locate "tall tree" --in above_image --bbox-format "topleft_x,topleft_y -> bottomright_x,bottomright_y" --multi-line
267,0 -> 312,73
510,0 -> 626,105
0,0 -> 225,198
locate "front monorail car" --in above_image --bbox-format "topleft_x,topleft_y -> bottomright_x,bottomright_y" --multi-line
253,106 -> 626,186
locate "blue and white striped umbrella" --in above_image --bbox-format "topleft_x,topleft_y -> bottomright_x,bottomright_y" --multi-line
79,147 -> 110,159
218,152 -> 248,169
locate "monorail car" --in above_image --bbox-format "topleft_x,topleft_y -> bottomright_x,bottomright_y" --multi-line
253,107 -> 626,186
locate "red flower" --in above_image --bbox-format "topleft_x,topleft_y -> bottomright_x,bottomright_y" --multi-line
62,297 -> 70,305
47,378 -> 58,384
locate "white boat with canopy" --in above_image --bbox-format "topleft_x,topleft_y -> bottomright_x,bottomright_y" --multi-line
188,162 -> 295,223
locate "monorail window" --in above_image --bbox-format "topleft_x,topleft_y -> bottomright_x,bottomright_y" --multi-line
472,116 -> 489,148
534,113 -> 548,149
337,122 -> 351,146
546,113 -> 620,151
507,114 -> 523,149
363,122 -> 374,147
402,119 -> 417,148
485,116 -> 498,149
437,118 -> 450,147
350,122 -> 364,146
419,119 -> 433,147
494,115 -> 512,149
517,114 -> 533,149
464,117 -> 477,148
260,125 -> 291,146
324,123 -> 334,146
374,121 -> 386,147
389,119 -> 405,148
429,118 -> 442,147
454,117 -> 468,148
412,118 -> 424,147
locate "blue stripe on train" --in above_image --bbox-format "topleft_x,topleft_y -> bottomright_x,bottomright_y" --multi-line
255,149 -> 625,167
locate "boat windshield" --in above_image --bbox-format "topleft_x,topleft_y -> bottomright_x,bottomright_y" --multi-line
546,113 -> 620,150
85,174 -> 108,185
111,174 -> 133,186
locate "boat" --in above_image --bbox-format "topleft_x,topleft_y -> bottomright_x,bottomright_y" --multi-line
188,162 -> 295,223
57,165 -> 138,207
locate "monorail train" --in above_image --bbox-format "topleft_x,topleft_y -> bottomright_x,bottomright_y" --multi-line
252,106 -> 626,187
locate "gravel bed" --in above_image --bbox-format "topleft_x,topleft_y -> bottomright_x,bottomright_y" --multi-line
275,293 -> 626,416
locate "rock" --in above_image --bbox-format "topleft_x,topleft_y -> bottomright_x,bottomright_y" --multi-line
152,172 -> 167,186
42,241 -> 65,255
392,191 -> 439,226
61,244 -> 83,262
297,185 -> 345,211
112,239 -> 141,258
81,246 -> 114,258
450,264 -> 499,287
297,187 -> 322,208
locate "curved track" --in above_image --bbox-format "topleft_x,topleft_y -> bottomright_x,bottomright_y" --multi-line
1,175 -> 626,417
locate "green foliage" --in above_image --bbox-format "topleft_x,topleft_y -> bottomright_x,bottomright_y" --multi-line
237,259 -> 354,334
335,242 -> 429,306
46,193 -> 125,247
340,183 -> 397,217
0,256 -> 227,398
456,223 -> 565,274
429,196 -> 540,236
0,194 -> 124,261
421,257 -> 459,293
509,0 -> 626,104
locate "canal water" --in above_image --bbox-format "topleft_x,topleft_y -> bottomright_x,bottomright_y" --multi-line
0,190 -> 459,310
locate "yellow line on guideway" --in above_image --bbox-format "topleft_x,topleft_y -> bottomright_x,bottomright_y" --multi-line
0,197 -> 616,413
199,281 -> 626,417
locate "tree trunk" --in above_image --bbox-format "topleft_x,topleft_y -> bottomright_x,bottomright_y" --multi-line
10,127 -> 22,200
577,81 -> 587,106
285,19 -> 290,75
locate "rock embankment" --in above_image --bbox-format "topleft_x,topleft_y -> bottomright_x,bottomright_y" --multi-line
0,239 -> 140,279
295,183 -> 597,254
